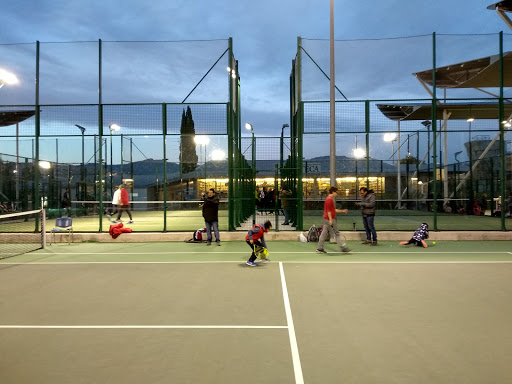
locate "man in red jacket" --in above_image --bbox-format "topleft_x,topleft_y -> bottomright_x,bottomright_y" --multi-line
112,184 -> 134,224
317,186 -> 350,253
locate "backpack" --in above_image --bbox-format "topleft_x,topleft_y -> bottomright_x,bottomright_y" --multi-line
307,225 -> 319,242
186,228 -> 207,243
194,228 -> 207,241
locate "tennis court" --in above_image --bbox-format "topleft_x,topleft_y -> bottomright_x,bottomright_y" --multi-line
1,241 -> 512,383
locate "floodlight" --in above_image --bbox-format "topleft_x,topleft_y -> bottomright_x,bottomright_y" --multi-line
353,148 -> 365,159
0,68 -> 19,86
194,135 -> 210,145
211,149 -> 226,161
383,133 -> 397,142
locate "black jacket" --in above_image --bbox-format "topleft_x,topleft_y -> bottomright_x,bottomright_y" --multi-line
202,195 -> 220,223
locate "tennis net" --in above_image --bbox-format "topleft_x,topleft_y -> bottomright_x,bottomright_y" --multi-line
0,209 -> 46,259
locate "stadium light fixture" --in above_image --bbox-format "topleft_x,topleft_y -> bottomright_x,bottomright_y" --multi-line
246,122 -> 256,224
353,147 -> 365,159
108,124 -> 121,196
211,149 -> 226,161
383,133 -> 398,164
0,67 -> 19,88
194,135 -> 210,146
39,161 -> 51,169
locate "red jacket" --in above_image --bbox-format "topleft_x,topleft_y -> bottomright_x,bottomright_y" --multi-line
120,188 -> 130,205
245,224 -> 266,241
323,195 -> 336,220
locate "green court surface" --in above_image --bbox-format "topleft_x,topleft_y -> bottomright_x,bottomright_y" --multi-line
1,241 -> 512,383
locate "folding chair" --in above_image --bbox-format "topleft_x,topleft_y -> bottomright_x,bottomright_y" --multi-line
50,217 -> 73,245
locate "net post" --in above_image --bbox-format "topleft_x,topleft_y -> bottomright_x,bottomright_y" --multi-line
41,209 -> 46,249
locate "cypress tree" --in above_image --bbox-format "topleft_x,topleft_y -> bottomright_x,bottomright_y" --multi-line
179,106 -> 198,174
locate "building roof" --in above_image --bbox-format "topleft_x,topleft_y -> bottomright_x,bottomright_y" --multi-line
0,110 -> 36,127
487,1 -> 512,11
376,102 -> 512,121
413,52 -> 512,88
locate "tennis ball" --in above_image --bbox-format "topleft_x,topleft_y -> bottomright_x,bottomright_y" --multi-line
433,241 -> 436,245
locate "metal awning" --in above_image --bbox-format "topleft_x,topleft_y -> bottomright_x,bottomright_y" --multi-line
487,1 -> 512,11
0,110 -> 36,127
413,52 -> 512,88
376,102 -> 512,121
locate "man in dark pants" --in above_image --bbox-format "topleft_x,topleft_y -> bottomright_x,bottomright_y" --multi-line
202,188 -> 220,246
356,187 -> 377,245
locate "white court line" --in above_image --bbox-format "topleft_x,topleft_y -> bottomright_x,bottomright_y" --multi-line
19,250 -> 512,255
3,260 -> 512,265
279,262 -> 304,384
0,325 -> 287,329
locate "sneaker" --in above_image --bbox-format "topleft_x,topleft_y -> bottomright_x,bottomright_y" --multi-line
246,261 -> 258,267
316,248 -> 327,254
342,247 -> 352,252
370,242 -> 378,246
260,258 -> 271,263
127,220 -> 134,224
206,242 -> 211,246
282,222 -> 289,225
361,240 -> 371,244
217,242 -> 221,246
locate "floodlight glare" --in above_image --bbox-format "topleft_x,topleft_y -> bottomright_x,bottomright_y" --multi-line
39,161 -> 51,169
211,149 -> 226,161
245,123 -> 253,131
0,68 -> 19,86
383,133 -> 397,142
466,118 -> 475,122
194,135 -> 210,145
353,148 -> 365,159
109,123 -> 121,132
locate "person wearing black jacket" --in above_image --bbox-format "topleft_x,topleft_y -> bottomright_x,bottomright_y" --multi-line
202,188 -> 221,246
356,187 -> 377,246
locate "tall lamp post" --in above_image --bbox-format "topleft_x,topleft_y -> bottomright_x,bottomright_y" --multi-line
0,68 -> 19,208
383,133 -> 398,164
75,124 -> 86,201
280,123 -> 289,168
109,124 -> 120,197
245,123 -> 256,224
353,142 -> 365,197
194,135 -> 210,195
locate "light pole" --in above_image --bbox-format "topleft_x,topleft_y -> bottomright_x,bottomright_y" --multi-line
383,133 -> 398,164
246,123 -> 256,224
467,118 -> 474,201
353,140 -> 365,198
280,123 -> 289,168
194,135 -> 210,195
421,120 -> 432,176
109,124 -> 120,197
75,124 -> 86,201
1,68 -> 19,208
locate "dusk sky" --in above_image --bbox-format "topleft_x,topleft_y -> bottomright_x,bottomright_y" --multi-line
0,1 -> 510,163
